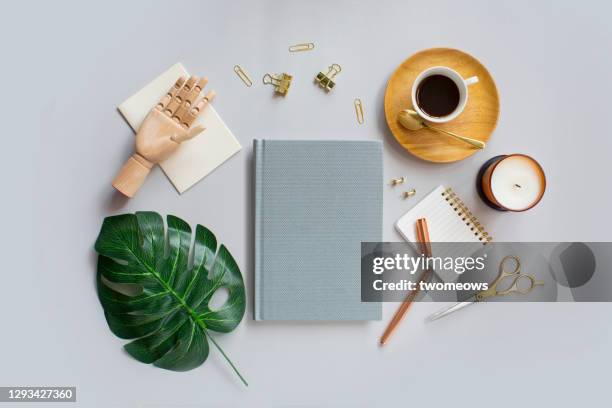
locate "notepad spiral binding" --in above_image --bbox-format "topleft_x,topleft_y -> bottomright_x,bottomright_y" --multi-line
442,187 -> 493,244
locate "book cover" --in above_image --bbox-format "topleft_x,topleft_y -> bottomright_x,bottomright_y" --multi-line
254,140 -> 382,321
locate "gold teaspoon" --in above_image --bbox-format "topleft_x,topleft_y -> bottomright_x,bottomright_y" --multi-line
398,109 -> 486,150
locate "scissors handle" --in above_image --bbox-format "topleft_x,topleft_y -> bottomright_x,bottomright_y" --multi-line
475,256 -> 536,300
497,273 -> 544,296
476,271 -> 544,301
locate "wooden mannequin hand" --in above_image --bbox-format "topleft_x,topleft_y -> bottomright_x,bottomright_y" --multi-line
112,76 -> 216,197
134,108 -> 202,164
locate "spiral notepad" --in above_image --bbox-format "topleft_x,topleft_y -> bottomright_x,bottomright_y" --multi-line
395,185 -> 492,244
395,186 -> 492,282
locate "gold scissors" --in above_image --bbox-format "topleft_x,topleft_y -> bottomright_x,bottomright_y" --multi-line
428,255 -> 545,321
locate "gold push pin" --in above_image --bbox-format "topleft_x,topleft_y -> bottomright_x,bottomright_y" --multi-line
315,63 -> 341,92
263,73 -> 293,95
403,189 -> 416,198
354,98 -> 364,124
389,177 -> 405,186
289,42 -> 315,52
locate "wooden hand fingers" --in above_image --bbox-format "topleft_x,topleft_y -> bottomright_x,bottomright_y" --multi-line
156,75 -> 216,131
181,90 -> 216,128
189,77 -> 209,107
156,76 -> 186,110
164,76 -> 197,116
172,77 -> 209,125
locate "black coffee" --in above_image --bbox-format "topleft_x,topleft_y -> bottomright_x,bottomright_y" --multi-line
416,74 -> 460,118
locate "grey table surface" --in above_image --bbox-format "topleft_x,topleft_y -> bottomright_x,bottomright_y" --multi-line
2,0 -> 611,406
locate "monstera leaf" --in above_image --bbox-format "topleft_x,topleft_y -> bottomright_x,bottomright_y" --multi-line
94,212 -> 247,385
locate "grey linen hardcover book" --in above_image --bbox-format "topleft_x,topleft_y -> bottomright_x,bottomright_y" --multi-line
254,140 -> 382,320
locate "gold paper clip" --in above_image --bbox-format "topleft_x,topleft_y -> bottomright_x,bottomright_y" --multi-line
354,98 -> 364,124
315,63 -> 342,92
289,42 -> 315,52
234,65 -> 253,87
263,73 -> 292,95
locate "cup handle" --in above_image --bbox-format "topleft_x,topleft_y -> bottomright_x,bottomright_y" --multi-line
464,76 -> 479,86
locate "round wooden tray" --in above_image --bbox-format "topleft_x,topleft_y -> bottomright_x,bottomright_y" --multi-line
384,48 -> 500,163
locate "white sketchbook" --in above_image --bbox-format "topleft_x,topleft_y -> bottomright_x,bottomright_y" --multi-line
118,63 -> 241,194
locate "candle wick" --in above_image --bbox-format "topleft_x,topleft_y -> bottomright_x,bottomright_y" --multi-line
514,183 -> 522,189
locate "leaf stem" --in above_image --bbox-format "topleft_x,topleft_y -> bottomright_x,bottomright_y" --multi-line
203,328 -> 249,387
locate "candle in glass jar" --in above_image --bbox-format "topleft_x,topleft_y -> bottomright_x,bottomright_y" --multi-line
480,154 -> 546,211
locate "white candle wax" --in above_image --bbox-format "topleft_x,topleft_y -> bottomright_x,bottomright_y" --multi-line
490,155 -> 545,211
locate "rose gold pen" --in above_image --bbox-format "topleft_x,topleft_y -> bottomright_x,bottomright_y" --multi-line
379,218 -> 432,346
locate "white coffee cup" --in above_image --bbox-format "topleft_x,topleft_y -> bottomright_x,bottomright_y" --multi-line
411,66 -> 479,123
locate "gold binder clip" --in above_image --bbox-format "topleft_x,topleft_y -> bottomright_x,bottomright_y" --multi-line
289,42 -> 315,52
315,63 -> 341,92
234,65 -> 253,87
354,98 -> 364,124
263,73 -> 292,95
